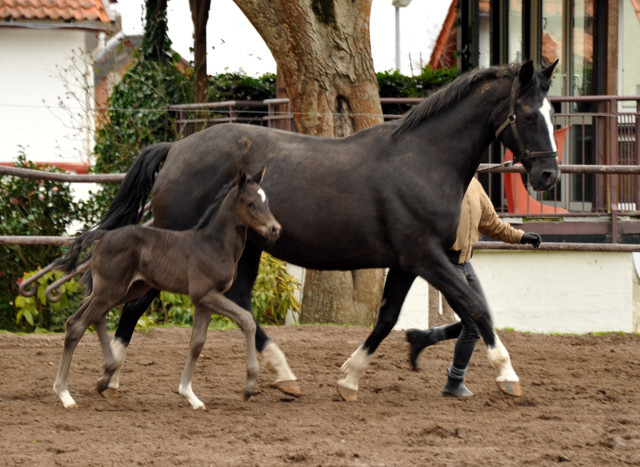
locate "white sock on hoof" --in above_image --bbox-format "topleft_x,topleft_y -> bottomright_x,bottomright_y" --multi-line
486,333 -> 519,382
338,345 -> 372,392
261,342 -> 296,383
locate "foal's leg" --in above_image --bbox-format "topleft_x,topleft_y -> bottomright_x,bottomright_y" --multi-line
93,316 -> 119,397
178,305 -> 213,410
103,289 -> 160,397
179,291 -> 259,410
53,297 -> 110,408
337,268 -> 416,401
227,245 -> 299,395
53,299 -> 92,408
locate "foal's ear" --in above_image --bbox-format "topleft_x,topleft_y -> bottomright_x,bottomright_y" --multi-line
518,60 -> 535,87
252,165 -> 266,184
237,169 -> 249,187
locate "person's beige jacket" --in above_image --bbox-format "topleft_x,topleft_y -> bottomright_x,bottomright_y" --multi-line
451,178 -> 524,264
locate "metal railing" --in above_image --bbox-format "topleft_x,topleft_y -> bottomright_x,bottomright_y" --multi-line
1,95 -> 638,246
169,95 -> 640,243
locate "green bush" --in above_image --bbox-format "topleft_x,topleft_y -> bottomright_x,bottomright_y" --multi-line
14,270 -> 84,332
377,65 -> 457,115
0,152 -> 90,331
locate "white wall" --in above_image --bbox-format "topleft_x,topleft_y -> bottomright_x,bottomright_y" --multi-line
0,28 -> 95,164
289,251 -> 639,334
397,250 -> 638,334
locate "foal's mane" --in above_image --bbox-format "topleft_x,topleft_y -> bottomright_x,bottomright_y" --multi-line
392,63 -> 520,138
194,178 -> 238,230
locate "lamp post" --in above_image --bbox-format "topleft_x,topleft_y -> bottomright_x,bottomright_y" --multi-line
393,0 -> 412,71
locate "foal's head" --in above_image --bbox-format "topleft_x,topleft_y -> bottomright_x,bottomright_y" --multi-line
235,167 -> 281,244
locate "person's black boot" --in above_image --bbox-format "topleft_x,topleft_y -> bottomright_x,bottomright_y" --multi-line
406,324 -> 460,371
442,376 -> 474,397
406,329 -> 435,371
442,365 -> 473,397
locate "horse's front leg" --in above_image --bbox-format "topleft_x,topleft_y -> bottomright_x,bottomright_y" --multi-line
226,246 -> 299,396
178,304 -> 213,410
337,268 -> 416,401
102,289 -> 160,398
423,256 -> 521,397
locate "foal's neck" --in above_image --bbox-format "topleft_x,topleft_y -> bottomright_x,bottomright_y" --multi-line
198,192 -> 248,260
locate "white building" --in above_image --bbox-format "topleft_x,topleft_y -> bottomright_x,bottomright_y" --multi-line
0,0 -> 115,169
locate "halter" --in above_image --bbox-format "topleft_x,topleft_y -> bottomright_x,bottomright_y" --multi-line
494,76 -> 558,165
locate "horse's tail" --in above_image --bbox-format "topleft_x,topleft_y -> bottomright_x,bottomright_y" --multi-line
97,142 -> 173,230
51,229 -> 108,274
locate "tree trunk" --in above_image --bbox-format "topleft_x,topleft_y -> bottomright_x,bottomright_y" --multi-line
234,0 -> 385,325
189,0 -> 211,103
142,0 -> 169,62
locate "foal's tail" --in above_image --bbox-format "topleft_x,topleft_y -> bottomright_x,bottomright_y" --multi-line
51,229 -> 108,273
97,142 -> 173,230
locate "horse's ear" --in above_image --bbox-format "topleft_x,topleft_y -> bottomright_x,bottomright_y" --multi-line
518,60 -> 535,87
541,59 -> 559,80
253,165 -> 266,184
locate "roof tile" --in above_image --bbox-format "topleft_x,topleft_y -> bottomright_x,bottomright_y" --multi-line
0,0 -> 113,23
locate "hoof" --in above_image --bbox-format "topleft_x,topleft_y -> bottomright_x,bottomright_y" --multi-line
336,383 -> 358,402
65,401 -> 78,409
193,404 -> 207,411
274,380 -> 301,397
497,380 -> 522,397
100,387 -> 118,399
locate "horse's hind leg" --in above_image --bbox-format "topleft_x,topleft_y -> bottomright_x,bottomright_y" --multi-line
93,316 -> 119,397
178,305 -> 214,410
338,268 -> 416,401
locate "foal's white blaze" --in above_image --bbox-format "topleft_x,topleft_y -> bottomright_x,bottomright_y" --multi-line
540,98 -> 557,155
486,332 -> 519,382
257,188 -> 266,203
261,342 -> 297,383
338,345 -> 372,392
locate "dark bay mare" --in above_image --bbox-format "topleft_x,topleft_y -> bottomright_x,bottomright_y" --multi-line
83,60 -> 559,401
50,168 -> 281,409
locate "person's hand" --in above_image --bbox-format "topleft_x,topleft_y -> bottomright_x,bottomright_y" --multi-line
521,232 -> 542,248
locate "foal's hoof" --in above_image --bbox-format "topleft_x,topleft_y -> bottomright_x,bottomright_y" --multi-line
497,380 -> 522,397
274,380 -> 301,397
336,382 -> 358,402
100,387 -> 119,400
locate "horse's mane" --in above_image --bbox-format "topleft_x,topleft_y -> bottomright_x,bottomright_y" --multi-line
194,178 -> 238,230
392,63 -> 521,138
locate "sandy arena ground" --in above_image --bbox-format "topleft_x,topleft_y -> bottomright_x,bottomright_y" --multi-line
1,325 -> 639,466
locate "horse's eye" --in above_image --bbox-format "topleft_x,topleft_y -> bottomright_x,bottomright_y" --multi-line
522,112 -> 537,123
247,202 -> 255,209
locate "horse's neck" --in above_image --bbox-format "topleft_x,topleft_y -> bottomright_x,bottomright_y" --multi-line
423,81 -> 509,177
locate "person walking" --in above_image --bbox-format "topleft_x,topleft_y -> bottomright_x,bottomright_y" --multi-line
407,177 -> 541,397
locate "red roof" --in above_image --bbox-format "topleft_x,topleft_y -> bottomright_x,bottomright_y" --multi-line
0,0 -> 113,23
